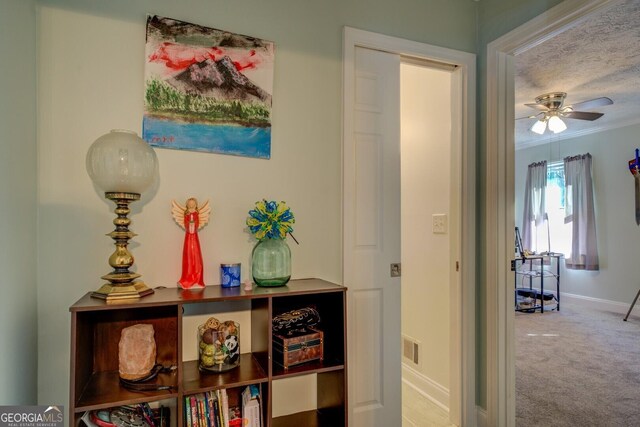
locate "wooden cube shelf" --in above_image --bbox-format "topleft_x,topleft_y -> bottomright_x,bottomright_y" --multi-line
69,279 -> 347,427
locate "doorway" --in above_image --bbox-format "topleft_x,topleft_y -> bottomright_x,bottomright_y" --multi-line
484,0 -> 622,425
400,59 -> 456,427
343,27 -> 476,427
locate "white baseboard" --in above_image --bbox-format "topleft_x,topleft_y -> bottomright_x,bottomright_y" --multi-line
476,406 -> 487,427
523,287 -> 630,315
402,363 -> 449,412
560,291 -> 629,315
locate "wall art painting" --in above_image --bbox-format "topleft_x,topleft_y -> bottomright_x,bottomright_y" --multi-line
143,15 -> 274,159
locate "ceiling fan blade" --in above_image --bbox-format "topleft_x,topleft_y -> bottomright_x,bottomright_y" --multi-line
524,103 -> 549,111
563,111 -> 604,121
568,97 -> 613,111
516,113 -> 543,120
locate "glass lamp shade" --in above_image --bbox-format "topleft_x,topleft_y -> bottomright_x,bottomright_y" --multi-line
86,129 -> 158,194
530,119 -> 547,135
548,116 -> 567,134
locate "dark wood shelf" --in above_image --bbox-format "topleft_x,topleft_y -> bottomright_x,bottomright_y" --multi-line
272,359 -> 345,379
70,278 -> 345,312
182,353 -> 268,395
271,407 -> 345,427
69,278 -> 348,426
74,370 -> 178,412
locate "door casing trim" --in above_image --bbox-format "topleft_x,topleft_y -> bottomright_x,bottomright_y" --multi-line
343,26 -> 476,426
484,1 -> 623,425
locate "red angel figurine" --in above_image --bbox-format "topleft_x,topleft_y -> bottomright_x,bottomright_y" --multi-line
172,198 -> 211,289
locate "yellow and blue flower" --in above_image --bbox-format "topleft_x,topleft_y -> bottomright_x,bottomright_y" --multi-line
247,200 -> 295,240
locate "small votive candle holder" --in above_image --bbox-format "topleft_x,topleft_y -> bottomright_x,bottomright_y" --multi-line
220,263 -> 241,288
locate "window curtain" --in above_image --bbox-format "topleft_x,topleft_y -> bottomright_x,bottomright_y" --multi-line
564,153 -> 599,270
522,161 -> 547,252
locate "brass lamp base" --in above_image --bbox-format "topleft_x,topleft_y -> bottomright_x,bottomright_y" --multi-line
91,281 -> 154,302
90,191 -> 154,302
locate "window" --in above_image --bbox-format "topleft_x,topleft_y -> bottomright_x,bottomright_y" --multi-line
542,161 -> 572,257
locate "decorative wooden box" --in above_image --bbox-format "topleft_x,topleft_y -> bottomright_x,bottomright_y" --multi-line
272,328 -> 324,369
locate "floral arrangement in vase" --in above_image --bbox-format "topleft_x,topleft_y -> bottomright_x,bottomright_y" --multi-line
246,200 -> 296,287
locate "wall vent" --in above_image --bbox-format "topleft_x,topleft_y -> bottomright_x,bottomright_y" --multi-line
402,335 -> 420,366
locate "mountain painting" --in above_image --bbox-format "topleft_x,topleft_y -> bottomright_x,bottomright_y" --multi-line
143,16 -> 274,159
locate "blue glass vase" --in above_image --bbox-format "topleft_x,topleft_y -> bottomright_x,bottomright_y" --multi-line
251,239 -> 291,287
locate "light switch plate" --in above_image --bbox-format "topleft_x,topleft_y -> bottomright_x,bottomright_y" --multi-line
432,214 -> 448,234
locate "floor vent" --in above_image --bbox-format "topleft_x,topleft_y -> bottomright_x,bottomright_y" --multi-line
402,335 -> 420,366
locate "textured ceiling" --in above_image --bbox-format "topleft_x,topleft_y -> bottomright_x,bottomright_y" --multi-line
515,0 -> 640,148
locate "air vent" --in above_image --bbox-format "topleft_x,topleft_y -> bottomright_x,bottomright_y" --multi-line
402,335 -> 420,366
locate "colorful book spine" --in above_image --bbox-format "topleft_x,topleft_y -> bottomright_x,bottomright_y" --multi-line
221,389 -> 230,427
211,391 -> 220,427
190,395 -> 198,427
198,395 -> 207,427
205,391 -> 215,427
215,392 -> 221,427
241,385 -> 261,427
185,396 -> 192,427
215,390 -> 224,427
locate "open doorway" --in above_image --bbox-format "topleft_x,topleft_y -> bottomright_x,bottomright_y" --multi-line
512,1 -> 640,424
400,59 -> 457,427
486,0 -> 640,425
342,27 -> 476,427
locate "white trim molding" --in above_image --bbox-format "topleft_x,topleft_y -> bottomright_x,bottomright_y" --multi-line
561,291 -> 629,315
485,1 -> 624,426
402,363 -> 450,413
521,287 -> 630,314
343,26 -> 476,427
516,115 -> 640,151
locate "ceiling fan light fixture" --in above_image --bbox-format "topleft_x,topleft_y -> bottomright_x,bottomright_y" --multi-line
520,92 -> 612,139
530,119 -> 547,135
548,115 -> 567,133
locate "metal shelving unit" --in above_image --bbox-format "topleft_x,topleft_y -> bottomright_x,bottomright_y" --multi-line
513,254 -> 562,313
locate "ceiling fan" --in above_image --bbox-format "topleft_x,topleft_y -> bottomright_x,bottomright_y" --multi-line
518,92 -> 613,135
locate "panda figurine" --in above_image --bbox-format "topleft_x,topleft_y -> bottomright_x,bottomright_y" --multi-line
225,334 -> 240,364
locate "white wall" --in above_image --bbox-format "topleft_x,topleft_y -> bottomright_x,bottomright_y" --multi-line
515,123 -> 640,304
401,63 -> 452,394
0,0 -> 38,405
34,0 -> 478,411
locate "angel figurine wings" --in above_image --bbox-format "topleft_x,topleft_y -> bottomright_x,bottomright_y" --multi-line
172,198 -> 211,289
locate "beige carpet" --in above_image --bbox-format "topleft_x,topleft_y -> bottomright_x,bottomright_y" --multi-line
516,302 -> 640,426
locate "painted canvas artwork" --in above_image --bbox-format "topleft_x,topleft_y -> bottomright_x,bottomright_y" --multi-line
143,16 -> 274,159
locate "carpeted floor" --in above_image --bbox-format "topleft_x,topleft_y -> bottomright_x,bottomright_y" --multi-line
516,302 -> 640,426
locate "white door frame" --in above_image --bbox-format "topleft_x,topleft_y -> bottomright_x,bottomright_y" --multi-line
484,0 -> 622,425
343,27 -> 476,426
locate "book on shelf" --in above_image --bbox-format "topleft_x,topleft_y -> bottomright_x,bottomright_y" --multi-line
221,389 -> 229,427
204,395 -> 212,427
242,385 -> 261,427
185,386 -> 265,427
199,395 -> 207,427
216,390 -> 225,427
190,395 -> 198,427
205,391 -> 216,427
185,396 -> 192,427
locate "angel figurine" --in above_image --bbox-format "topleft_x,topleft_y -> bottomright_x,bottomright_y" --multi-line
171,197 -> 211,289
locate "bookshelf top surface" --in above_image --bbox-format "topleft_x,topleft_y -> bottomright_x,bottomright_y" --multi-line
70,278 -> 346,312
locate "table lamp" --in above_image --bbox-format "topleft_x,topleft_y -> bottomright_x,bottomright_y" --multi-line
86,129 -> 159,301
